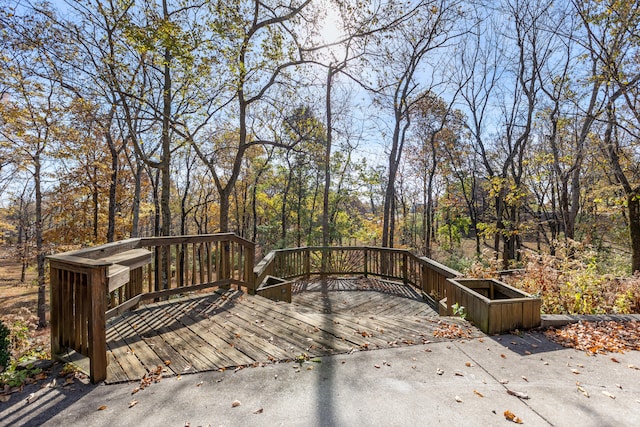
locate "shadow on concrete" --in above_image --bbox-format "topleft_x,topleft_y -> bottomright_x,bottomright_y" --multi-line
487,330 -> 565,356
0,362 -> 95,427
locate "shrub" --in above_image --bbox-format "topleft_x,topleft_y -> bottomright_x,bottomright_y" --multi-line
0,320 -> 9,370
501,248 -> 640,315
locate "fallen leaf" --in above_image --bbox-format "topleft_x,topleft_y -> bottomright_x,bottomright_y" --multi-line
26,393 -> 38,404
629,364 -> 640,370
374,364 -> 381,369
436,368 -> 444,375
524,350 -> 532,355
507,389 -> 530,399
164,360 -> 171,366
232,400 -> 241,407
571,369 -> 580,375
499,379 -> 509,384
521,376 -> 528,382
129,400 -> 138,408
454,371 -> 464,377
616,384 -> 623,390
473,389 -> 484,398
196,381 -> 203,387
465,362 -> 473,367
98,405 -> 107,411
504,410 -> 524,424
131,387 -> 140,395
0,395 -> 10,403
602,390 -> 616,399
454,395 -> 463,402
501,354 -> 507,359
253,408 -> 264,414
577,385 -> 589,398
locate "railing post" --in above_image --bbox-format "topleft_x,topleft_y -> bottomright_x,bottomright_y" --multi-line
402,252 -> 408,284
246,243 -> 255,294
363,248 -> 368,277
305,249 -> 311,278
49,263 -> 62,356
88,265 -> 108,383
221,240 -> 230,280
421,263 -> 428,296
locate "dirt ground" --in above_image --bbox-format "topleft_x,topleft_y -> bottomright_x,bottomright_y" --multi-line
0,253 -> 37,315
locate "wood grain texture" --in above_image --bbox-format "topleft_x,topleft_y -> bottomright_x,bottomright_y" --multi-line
103,277 -> 481,383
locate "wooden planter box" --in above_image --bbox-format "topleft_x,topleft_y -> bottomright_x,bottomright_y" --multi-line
256,275 -> 292,303
443,278 -> 541,334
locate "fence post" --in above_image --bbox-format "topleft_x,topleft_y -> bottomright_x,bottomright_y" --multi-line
246,243 -> 255,294
363,248 -> 368,277
88,265 -> 108,383
49,263 -> 61,356
402,252 -> 408,284
305,249 -> 311,278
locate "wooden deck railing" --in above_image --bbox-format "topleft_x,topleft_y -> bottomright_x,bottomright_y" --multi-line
49,238 -> 465,383
254,246 -> 462,301
48,233 -> 254,382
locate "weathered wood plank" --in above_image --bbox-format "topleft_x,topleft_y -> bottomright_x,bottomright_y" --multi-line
105,319 -> 148,381
135,302 -> 223,372
109,314 -> 178,376
127,304 -> 211,373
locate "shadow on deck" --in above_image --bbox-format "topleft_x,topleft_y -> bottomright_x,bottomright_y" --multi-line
102,277 -> 482,383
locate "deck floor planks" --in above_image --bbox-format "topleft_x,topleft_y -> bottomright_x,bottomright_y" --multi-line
136,300 -> 230,372
244,295 -> 368,352
108,314 -> 179,377
130,303 -> 216,373
151,296 -> 241,370
104,317 -> 150,380
105,277 -> 479,383
248,298 -> 358,349
178,294 -> 258,367
250,292 -> 391,348
206,292 -> 308,359
192,293 -> 296,362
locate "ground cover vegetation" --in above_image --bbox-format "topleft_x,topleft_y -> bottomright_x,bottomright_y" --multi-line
0,0 -> 639,382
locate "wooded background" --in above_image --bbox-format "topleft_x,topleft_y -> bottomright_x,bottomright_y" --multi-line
1,1 -> 639,326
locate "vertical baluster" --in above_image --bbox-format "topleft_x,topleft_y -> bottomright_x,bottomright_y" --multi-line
198,242 -> 205,284
207,241 -> 213,283
176,243 -> 182,287
191,242 -> 197,285
81,274 -> 89,355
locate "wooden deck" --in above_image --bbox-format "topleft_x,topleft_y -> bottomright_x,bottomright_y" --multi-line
102,277 -> 481,383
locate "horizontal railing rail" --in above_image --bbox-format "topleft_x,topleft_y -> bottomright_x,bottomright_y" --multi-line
253,246 -> 462,301
48,233 -> 255,382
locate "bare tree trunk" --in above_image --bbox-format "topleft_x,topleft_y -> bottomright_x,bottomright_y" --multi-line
35,157 -> 46,328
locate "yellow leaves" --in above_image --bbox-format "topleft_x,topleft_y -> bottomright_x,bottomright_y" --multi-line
504,410 -> 524,424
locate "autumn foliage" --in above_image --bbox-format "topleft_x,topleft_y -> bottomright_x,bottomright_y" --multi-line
466,247 -> 640,315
